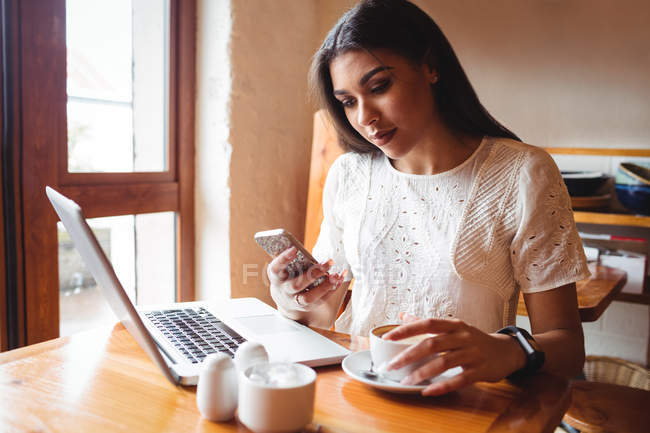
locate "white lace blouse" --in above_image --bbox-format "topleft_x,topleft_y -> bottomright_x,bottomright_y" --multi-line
312,136 -> 590,337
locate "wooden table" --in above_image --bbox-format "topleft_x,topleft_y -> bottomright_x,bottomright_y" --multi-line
518,263 -> 627,322
0,323 -> 571,433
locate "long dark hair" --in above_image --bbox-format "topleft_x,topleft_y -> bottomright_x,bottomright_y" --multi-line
309,0 -> 520,153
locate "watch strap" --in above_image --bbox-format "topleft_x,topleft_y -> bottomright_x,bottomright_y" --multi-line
497,326 -> 545,380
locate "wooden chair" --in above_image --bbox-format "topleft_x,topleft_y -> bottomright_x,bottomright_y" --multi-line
562,356 -> 650,433
304,110 -> 344,252
563,380 -> 650,433
305,111 -> 349,320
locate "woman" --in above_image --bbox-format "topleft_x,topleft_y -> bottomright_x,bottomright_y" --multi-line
269,0 -> 587,396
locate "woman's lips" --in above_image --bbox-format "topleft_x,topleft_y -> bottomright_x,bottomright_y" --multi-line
370,128 -> 397,146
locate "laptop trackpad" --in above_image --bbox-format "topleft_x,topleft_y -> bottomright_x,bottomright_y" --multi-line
234,315 -> 302,335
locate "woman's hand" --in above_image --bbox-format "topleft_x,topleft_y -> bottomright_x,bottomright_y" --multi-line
383,313 -> 526,396
268,247 -> 346,314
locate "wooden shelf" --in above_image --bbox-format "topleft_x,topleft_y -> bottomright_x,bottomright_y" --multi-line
573,211 -> 650,228
545,147 -> 650,157
545,147 -> 650,228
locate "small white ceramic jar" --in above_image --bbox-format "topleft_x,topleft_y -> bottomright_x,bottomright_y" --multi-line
234,341 -> 269,374
196,353 -> 239,422
238,362 -> 316,433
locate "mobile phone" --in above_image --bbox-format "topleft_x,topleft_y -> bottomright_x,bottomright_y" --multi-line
254,228 -> 326,289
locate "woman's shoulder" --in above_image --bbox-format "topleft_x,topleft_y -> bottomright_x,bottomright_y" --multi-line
324,151 -> 374,198
488,137 -> 555,164
332,150 -> 374,168
329,151 -> 374,178
486,137 -> 558,175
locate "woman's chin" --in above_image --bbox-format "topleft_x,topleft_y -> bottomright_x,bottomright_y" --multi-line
378,146 -> 407,161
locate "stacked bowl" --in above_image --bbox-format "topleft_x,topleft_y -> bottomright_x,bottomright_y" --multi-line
561,171 -> 610,197
615,162 -> 650,216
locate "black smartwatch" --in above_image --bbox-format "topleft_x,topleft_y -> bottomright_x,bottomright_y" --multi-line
496,326 -> 545,380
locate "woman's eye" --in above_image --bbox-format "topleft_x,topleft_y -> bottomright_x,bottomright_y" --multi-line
371,79 -> 390,93
340,98 -> 356,108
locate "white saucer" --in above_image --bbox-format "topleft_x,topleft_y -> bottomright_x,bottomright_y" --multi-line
341,350 -> 462,394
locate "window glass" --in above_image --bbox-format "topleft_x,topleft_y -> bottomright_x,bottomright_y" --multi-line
66,0 -> 169,173
58,212 -> 176,337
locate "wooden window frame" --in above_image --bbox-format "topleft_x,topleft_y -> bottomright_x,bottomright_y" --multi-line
0,24 -> 5,350
2,0 -> 196,347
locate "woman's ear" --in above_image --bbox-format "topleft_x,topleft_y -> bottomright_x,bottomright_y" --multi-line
427,68 -> 439,84
420,62 -> 439,84
422,49 -> 439,84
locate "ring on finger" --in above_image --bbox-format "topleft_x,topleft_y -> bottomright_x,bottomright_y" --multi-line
295,292 -> 306,308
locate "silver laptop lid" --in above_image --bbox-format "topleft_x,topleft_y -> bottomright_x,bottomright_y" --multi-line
46,186 -> 180,385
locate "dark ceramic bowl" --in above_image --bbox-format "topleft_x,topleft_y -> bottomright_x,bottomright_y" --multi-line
615,184 -> 650,216
561,171 -> 610,197
615,162 -> 650,186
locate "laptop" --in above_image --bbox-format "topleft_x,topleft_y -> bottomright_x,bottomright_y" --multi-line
46,186 -> 349,386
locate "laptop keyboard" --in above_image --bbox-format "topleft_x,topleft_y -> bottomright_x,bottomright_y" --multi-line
144,308 -> 246,364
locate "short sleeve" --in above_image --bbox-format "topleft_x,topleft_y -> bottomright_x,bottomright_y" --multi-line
311,157 -> 353,281
511,150 -> 590,293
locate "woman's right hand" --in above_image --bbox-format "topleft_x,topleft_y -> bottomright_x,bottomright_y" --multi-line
268,247 -> 346,314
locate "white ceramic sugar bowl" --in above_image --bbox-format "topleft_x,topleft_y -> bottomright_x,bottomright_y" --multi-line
238,362 -> 316,433
196,353 -> 239,422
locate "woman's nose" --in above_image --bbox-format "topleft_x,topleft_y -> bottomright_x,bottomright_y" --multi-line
357,100 -> 378,127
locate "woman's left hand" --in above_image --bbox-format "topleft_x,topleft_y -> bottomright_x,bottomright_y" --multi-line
383,313 -> 525,396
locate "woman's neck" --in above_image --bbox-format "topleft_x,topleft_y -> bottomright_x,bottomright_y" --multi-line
391,127 -> 483,175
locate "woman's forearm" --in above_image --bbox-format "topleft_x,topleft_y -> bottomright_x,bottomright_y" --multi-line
535,327 -> 585,377
523,284 -> 586,378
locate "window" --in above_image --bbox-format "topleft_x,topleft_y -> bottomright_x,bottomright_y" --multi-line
1,0 -> 196,347
58,0 -> 177,336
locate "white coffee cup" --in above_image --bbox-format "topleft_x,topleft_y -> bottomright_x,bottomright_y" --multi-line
369,324 -> 435,382
238,362 -> 316,433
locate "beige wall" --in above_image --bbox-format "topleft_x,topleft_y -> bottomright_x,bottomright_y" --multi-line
418,0 -> 650,149
222,0 -> 649,306
228,1 -> 319,304
319,0 -> 650,148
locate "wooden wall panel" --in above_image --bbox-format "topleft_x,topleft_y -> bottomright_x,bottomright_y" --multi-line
20,0 -> 66,344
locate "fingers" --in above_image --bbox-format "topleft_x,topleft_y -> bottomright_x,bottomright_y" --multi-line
268,247 -> 332,288
286,261 -> 333,294
269,247 -> 298,276
383,318 -> 464,341
318,271 -> 348,303
294,274 -> 344,310
401,349 -> 473,386
421,369 -> 475,397
298,271 -> 345,304
399,312 -> 421,323
386,333 -> 466,371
